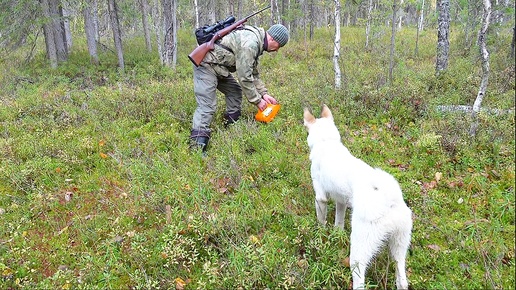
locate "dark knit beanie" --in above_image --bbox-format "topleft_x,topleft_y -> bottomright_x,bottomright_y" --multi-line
267,24 -> 289,47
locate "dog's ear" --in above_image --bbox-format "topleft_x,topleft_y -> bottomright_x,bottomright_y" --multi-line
321,104 -> 333,120
303,108 -> 316,127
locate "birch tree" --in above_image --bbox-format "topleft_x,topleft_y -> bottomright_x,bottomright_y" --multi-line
271,0 -> 281,24
48,0 -> 68,62
150,0 -> 164,63
333,0 -> 342,89
397,0 -> 404,30
418,0 -> 425,31
389,0 -> 398,84
83,2 -> 99,64
415,0 -> 425,55
365,0 -> 373,49
108,0 -> 125,72
193,0 -> 199,28
141,0 -> 152,52
436,0 -> 450,74
40,0 -> 58,68
162,0 -> 178,68
469,0 -> 492,137
62,2 -> 72,51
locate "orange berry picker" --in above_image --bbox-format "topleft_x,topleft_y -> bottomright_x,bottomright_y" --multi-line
255,104 -> 281,123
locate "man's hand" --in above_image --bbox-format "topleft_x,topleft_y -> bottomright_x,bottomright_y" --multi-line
263,94 -> 278,104
257,94 -> 278,111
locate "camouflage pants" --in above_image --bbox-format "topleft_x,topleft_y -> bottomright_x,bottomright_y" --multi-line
190,63 -> 243,138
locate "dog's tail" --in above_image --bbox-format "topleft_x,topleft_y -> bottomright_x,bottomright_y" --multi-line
353,168 -> 410,222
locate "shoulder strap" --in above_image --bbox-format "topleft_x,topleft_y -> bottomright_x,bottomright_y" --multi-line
216,26 -> 261,62
215,41 -> 234,54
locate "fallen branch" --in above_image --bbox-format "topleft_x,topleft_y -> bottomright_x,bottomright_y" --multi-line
436,105 -> 514,116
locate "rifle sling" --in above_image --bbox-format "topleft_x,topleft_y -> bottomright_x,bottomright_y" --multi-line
215,42 -> 234,54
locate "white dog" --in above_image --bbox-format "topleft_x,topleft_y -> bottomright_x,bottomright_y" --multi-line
303,105 -> 412,289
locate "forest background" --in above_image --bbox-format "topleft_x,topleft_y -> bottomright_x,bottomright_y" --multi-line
0,0 -> 515,289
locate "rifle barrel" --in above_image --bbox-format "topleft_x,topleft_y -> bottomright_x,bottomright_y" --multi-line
244,5 -> 271,19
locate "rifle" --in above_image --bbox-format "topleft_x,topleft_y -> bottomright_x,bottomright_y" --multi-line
195,16 -> 236,45
188,5 -> 271,67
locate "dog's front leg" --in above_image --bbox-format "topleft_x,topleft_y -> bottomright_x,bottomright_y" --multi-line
334,202 -> 347,230
315,199 -> 328,225
313,180 -> 328,225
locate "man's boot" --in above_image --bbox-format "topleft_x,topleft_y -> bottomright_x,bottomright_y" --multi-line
223,111 -> 241,128
189,130 -> 210,152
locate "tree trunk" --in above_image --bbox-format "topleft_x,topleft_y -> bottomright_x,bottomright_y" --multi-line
193,0 -> 199,28
108,0 -> 125,72
418,0 -> 425,31
365,0 -> 373,48
40,0 -> 58,68
93,0 -> 100,42
83,2 -> 99,64
48,0 -> 68,62
470,0 -> 492,137
344,0 -> 351,26
309,0 -> 314,40
162,0 -> 178,68
333,0 -> 342,90
151,0 -> 164,64
397,0 -> 404,30
415,0 -> 425,55
271,0 -> 281,24
141,0 -> 152,52
436,0 -> 450,74
62,2 -> 72,51
389,0 -> 398,84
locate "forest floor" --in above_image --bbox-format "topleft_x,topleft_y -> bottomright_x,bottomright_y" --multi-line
0,26 -> 514,289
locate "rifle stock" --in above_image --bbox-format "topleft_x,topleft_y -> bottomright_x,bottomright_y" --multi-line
188,6 -> 271,67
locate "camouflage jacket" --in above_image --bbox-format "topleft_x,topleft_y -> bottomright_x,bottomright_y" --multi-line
202,25 -> 267,105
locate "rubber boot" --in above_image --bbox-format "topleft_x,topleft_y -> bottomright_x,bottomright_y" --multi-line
189,130 -> 210,153
223,111 -> 241,128
190,136 -> 209,152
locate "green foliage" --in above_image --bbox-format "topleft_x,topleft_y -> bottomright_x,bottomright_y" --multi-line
0,24 -> 515,290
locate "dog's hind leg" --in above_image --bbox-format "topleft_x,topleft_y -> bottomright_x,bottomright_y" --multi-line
334,202 -> 347,230
389,212 -> 412,290
349,220 -> 385,289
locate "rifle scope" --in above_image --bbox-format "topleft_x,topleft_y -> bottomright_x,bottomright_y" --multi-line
203,16 -> 236,33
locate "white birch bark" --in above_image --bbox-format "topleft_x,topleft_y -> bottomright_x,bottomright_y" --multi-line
141,0 -> 152,52
333,0 -> 341,90
171,0 -> 177,67
49,0 -> 67,62
470,0 -> 492,137
41,0 -> 58,68
62,3 -> 72,51
365,0 -> 373,48
151,0 -> 163,64
397,0 -> 404,30
389,0 -> 398,84
108,0 -> 125,72
83,2 -> 99,64
418,0 -> 425,32
194,0 -> 199,28
93,0 -> 99,42
415,0 -> 424,55
271,0 -> 281,24
162,0 -> 177,68
436,0 -> 450,74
